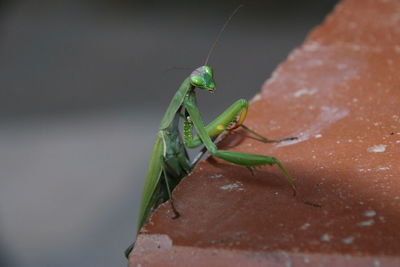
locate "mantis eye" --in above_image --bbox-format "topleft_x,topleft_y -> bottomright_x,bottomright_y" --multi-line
190,75 -> 204,87
190,66 -> 216,91
203,66 -> 213,76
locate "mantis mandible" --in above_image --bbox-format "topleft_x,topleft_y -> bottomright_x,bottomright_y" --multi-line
124,6 -> 296,258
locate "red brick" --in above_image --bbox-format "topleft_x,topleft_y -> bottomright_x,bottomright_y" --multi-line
130,0 -> 400,265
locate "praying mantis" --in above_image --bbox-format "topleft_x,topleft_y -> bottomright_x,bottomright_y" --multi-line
124,6 -> 296,258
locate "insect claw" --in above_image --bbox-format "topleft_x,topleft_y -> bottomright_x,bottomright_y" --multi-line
304,201 -> 321,207
226,129 -> 236,136
172,210 -> 181,219
124,242 -> 135,258
246,167 -> 255,176
279,136 -> 298,142
170,201 -> 180,219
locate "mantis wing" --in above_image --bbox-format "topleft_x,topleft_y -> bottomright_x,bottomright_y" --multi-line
124,134 -> 165,258
137,133 -> 165,231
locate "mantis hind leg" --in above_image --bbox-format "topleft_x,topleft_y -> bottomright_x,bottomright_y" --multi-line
213,150 -> 296,195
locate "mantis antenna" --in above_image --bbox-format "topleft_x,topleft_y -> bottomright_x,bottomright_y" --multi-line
204,4 -> 244,66
164,66 -> 194,73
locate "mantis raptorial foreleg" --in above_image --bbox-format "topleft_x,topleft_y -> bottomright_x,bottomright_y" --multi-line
184,98 -> 249,148
184,97 -> 295,148
183,91 -> 296,195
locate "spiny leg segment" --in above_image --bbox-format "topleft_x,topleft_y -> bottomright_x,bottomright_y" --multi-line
183,92 -> 296,195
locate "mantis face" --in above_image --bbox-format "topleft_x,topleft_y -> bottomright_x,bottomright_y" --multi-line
190,66 -> 216,91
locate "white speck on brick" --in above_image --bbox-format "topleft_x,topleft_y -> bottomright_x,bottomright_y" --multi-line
357,219 -> 375,226
220,182 -> 244,191
378,166 -> 390,171
300,223 -> 311,230
321,233 -> 331,242
304,42 -> 320,51
373,259 -> 381,267
367,144 -> 387,153
252,94 -> 261,101
293,88 -> 318,97
220,183 -> 238,190
210,174 -> 224,179
364,210 -> 376,217
315,134 -> 322,138
341,236 -> 355,244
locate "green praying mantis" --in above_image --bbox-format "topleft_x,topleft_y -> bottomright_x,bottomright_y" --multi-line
125,6 -> 297,258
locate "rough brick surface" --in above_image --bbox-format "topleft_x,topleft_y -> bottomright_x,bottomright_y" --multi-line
130,0 -> 400,265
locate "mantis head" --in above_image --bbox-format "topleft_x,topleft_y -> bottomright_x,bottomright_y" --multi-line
190,66 -> 216,91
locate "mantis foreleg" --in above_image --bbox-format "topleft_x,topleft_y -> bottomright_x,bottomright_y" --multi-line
184,98 -> 248,148
183,91 -> 296,195
184,98 -> 292,148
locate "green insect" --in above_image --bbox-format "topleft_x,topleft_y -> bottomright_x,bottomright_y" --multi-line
124,6 -> 296,258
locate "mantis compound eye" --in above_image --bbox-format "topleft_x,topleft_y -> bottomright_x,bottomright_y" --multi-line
190,66 -> 216,91
190,76 -> 204,87
203,65 -> 213,76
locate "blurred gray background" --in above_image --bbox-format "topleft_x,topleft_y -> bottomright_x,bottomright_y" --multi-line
0,0 -> 338,266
